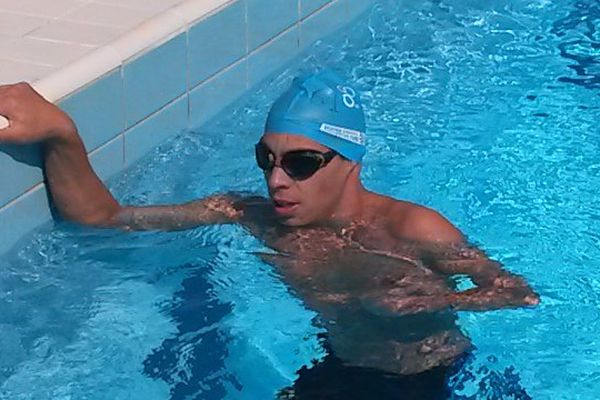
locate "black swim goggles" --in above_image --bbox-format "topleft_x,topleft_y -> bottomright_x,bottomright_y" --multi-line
254,141 -> 338,181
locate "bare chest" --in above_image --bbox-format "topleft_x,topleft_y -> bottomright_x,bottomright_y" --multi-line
255,224 -> 451,298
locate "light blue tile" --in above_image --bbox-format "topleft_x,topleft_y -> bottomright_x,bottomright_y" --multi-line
247,0 -> 298,52
124,33 -> 187,128
59,69 -> 124,152
248,26 -> 299,89
0,145 -> 43,208
190,61 -> 247,128
347,0 -> 375,22
300,0 -> 346,49
0,184 -> 51,256
188,1 -> 246,88
89,135 -> 124,182
300,0 -> 331,19
124,94 -> 188,166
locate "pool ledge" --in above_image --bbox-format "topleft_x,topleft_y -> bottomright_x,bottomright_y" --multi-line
33,0 -> 234,103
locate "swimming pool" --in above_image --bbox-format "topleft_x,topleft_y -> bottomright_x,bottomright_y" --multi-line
1,0 -> 599,398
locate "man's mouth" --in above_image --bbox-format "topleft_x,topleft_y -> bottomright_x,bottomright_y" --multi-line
272,198 -> 299,216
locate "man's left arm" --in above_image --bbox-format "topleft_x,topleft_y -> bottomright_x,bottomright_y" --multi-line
422,241 -> 540,312
373,205 -> 540,314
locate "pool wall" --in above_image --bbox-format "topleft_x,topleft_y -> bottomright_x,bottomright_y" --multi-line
0,0 -> 374,255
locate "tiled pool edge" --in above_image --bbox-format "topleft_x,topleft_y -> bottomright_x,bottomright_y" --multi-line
0,0 -> 374,256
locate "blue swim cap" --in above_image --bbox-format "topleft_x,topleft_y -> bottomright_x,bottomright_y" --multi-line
264,70 -> 366,162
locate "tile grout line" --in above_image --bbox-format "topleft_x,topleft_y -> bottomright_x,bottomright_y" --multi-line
88,130 -> 123,158
121,83 -> 126,169
184,13 -> 192,131
0,182 -> 45,214
297,0 -> 302,48
120,63 -> 127,168
244,0 -> 249,90
16,0 -> 92,43
121,92 -> 190,142
299,0 -> 336,23
181,0 -> 237,32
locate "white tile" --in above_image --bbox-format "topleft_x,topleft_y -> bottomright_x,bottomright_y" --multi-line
0,11 -> 50,37
109,10 -> 185,62
93,0 -> 182,13
28,20 -> 122,46
0,0 -> 88,18
33,46 -> 122,102
0,59 -> 57,84
169,0 -> 233,25
0,34 -> 14,46
63,3 -> 158,29
0,37 -> 93,67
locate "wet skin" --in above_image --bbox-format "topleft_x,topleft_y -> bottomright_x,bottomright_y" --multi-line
238,197 -> 472,375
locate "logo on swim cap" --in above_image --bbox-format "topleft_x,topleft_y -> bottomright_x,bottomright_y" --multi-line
264,69 -> 367,162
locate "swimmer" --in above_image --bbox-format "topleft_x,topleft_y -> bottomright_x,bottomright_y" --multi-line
0,72 -> 539,399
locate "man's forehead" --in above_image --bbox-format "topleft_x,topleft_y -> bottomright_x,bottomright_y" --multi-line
261,132 -> 328,151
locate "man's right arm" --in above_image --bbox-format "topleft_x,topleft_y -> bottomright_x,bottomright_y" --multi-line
0,82 -> 240,230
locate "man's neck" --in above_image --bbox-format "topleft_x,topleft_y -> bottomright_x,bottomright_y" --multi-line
327,181 -> 372,228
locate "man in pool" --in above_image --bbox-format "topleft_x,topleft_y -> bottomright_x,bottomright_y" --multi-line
0,71 -> 539,399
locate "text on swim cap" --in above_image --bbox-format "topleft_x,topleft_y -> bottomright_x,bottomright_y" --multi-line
319,123 -> 366,145
337,85 -> 360,109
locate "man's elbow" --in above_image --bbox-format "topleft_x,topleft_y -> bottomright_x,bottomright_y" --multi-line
60,203 -> 123,228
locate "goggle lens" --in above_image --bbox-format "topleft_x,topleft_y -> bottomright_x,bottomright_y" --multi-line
282,152 -> 322,180
254,142 -> 336,181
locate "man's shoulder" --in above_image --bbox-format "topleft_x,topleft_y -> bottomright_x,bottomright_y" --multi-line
383,198 -> 463,243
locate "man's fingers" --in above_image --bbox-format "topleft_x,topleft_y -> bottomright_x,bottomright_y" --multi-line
0,82 -> 75,145
0,115 -> 9,130
524,293 -> 540,306
0,88 -> 19,123
0,94 -> 17,132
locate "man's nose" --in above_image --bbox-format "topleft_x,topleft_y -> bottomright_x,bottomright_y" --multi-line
267,166 -> 293,190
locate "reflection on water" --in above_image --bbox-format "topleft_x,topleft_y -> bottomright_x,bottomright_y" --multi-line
142,246 -> 233,400
552,0 -> 600,89
448,354 -> 532,400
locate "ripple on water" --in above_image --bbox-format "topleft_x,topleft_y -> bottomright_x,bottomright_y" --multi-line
1,0 -> 599,398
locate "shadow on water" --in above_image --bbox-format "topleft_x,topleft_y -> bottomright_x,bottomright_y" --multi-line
552,0 -> 600,89
142,247 -> 235,400
448,354 -> 532,400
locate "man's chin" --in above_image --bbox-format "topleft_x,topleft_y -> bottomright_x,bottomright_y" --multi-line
272,204 -> 309,226
276,215 -> 308,227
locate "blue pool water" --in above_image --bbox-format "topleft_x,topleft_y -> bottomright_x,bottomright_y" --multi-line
1,0 -> 599,398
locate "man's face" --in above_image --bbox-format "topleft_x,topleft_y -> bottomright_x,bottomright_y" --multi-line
258,133 -> 354,226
